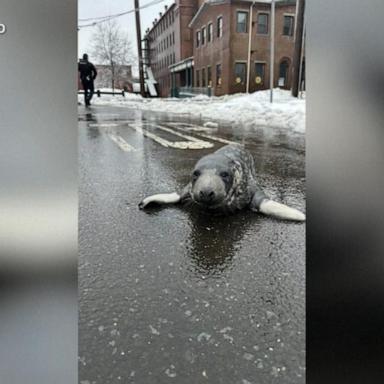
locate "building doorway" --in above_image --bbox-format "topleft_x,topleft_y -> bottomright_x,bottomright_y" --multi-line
278,59 -> 290,88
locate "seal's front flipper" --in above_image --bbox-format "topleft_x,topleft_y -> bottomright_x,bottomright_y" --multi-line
250,191 -> 305,222
138,192 -> 181,209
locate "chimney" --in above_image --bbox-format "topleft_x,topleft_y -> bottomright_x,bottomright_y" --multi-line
165,5 -> 168,11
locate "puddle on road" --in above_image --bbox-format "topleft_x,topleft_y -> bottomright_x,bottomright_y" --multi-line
78,105 -> 305,384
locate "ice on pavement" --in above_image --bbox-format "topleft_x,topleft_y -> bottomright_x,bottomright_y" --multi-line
81,88 -> 305,133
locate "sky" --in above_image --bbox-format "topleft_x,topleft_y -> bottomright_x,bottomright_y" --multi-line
78,0 -> 175,66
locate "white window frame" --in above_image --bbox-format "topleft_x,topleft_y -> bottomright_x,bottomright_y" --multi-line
196,30 -> 201,47
217,15 -> 224,38
256,11 -> 270,36
236,9 -> 249,34
208,22 -> 213,42
282,13 -> 295,37
202,25 -> 206,45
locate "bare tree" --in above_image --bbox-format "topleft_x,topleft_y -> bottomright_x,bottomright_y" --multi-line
91,19 -> 134,90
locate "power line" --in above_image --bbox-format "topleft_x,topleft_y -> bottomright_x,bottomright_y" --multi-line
78,0 -> 166,29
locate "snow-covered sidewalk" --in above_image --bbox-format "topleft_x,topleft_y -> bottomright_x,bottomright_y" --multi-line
81,88 -> 305,133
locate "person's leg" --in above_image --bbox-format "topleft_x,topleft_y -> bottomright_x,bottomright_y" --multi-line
81,80 -> 88,105
85,87 -> 90,106
84,80 -> 92,106
88,81 -> 94,105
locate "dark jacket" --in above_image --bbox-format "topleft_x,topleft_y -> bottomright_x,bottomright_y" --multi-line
78,59 -> 97,82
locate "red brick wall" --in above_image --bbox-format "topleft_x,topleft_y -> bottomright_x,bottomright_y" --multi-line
147,0 -> 198,97
193,3 -> 232,96
192,1 -> 296,96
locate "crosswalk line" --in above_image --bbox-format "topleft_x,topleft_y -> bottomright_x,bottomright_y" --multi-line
107,133 -> 136,152
128,123 -> 214,149
165,122 -> 238,145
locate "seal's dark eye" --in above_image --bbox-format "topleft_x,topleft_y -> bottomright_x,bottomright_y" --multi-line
220,171 -> 230,179
192,170 -> 201,180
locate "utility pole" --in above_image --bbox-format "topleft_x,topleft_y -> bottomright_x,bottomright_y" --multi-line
134,0 -> 145,97
246,1 -> 256,94
269,0 -> 275,103
292,0 -> 305,97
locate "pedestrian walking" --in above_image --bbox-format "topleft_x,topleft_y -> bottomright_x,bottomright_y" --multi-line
78,53 -> 97,107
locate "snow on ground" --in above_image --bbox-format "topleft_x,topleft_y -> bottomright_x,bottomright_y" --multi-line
79,88 -> 305,133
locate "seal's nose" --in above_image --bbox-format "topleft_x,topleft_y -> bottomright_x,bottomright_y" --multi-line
199,189 -> 215,202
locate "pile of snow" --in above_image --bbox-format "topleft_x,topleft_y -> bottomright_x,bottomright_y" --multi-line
79,88 -> 305,133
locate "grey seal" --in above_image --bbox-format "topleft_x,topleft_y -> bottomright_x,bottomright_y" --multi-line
139,144 -> 305,221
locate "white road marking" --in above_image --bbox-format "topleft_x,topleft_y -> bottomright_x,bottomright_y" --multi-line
128,123 -> 213,149
165,122 -> 238,145
107,133 -> 136,152
85,119 -> 234,150
193,132 -> 238,145
157,124 -> 212,143
166,122 -> 216,132
88,123 -> 119,128
93,113 -> 121,118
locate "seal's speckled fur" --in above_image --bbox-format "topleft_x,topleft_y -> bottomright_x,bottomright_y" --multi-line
180,144 -> 267,214
139,144 -> 305,221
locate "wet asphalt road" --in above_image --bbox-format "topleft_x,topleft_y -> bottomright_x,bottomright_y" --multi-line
79,104 -> 305,384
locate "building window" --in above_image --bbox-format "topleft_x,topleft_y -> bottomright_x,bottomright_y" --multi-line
202,26 -> 206,45
196,70 -> 200,87
208,23 -> 213,42
216,64 -> 222,85
173,52 -> 175,64
236,11 -> 248,33
172,31 -> 175,44
283,15 -> 294,36
207,66 -> 212,87
255,62 -> 266,85
217,16 -> 223,38
202,68 -> 206,87
196,31 -> 201,47
234,62 -> 247,84
257,13 -> 269,34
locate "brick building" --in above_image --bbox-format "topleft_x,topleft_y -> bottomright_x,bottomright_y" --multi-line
145,0 -> 298,97
145,0 -> 198,97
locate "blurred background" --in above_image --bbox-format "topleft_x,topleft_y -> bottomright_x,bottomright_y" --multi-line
307,1 -> 384,383
0,0 -> 383,383
0,1 -> 77,383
